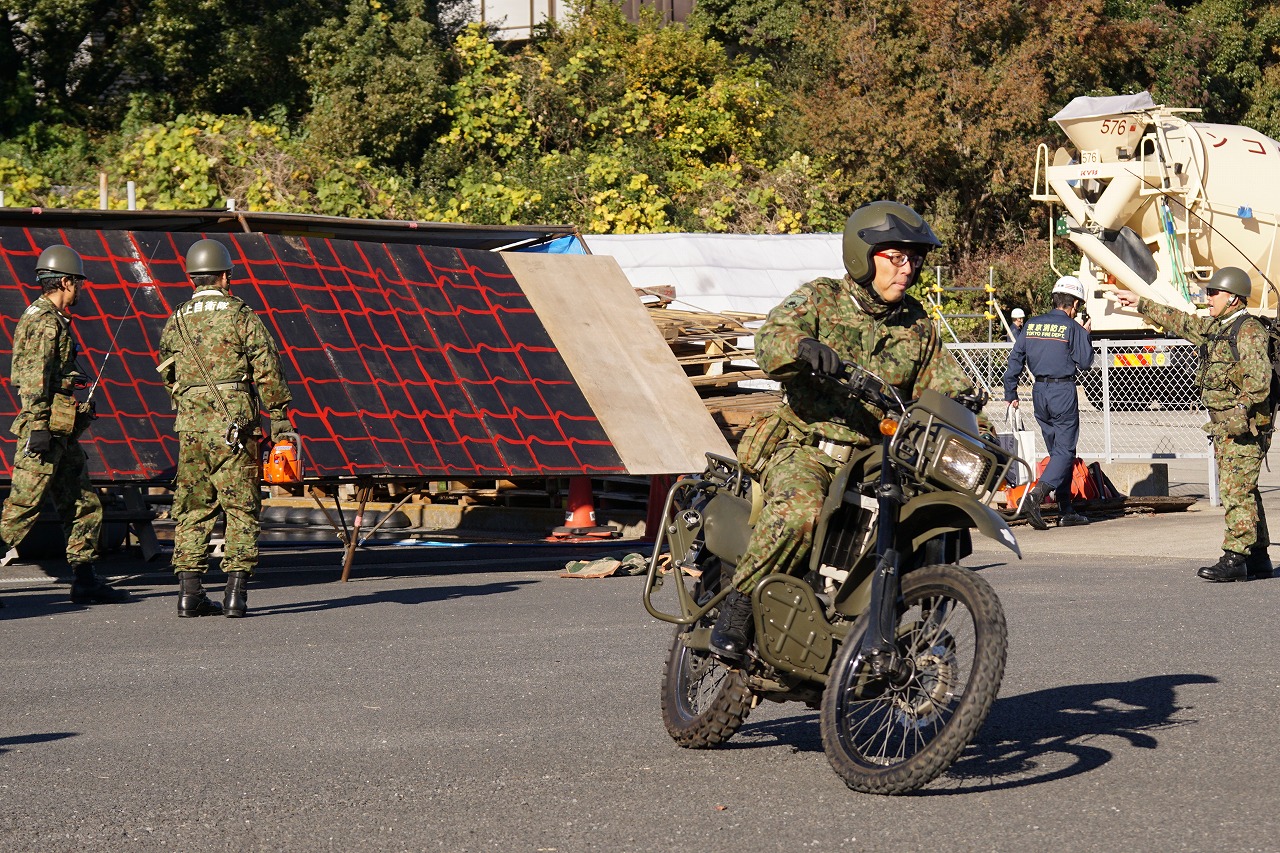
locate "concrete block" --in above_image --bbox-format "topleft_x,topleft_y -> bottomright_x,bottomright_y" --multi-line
1101,462 -> 1168,497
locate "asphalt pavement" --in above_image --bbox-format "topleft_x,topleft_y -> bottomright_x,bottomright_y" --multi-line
2,460 -> 1280,852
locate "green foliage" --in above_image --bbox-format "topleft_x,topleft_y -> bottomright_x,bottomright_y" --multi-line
3,0 -> 345,131
436,25 -> 537,161
303,0 -> 449,166
692,0 -> 809,54
0,156 -> 51,206
3,0 -> 1280,313
429,6 -> 818,232
104,113 -> 414,217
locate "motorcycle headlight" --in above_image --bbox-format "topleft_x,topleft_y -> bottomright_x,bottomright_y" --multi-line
933,437 -> 986,492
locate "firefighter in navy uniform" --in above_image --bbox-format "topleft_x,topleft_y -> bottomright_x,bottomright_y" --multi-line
1003,276 -> 1095,529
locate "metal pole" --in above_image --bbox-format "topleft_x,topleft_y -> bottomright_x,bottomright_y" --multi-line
1101,341 -> 1112,462
1208,452 -> 1219,507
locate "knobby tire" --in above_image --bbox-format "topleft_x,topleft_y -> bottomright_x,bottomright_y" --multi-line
819,563 -> 1007,794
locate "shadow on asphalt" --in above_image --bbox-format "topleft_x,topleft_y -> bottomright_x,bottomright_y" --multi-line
0,731 -> 77,756
249,578 -> 537,616
0,574 -> 537,619
678,672 -> 1219,796
0,585 -> 159,620
932,672 -> 1219,794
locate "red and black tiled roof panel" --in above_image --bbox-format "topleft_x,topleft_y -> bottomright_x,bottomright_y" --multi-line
0,226 -> 625,484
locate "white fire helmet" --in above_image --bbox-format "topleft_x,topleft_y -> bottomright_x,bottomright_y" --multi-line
1010,308 -> 1025,319
1052,275 -> 1086,300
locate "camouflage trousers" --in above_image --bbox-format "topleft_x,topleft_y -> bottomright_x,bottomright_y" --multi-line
1213,432 -> 1269,555
0,430 -> 102,565
729,442 -> 841,593
171,431 -> 262,575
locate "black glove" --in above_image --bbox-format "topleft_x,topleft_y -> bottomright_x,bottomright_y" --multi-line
796,337 -> 841,375
27,428 -> 51,455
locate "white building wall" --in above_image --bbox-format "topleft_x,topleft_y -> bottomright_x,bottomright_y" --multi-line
477,0 -> 562,40
582,233 -> 844,316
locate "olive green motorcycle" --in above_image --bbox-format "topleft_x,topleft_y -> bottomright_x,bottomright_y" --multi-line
642,363 -> 1027,795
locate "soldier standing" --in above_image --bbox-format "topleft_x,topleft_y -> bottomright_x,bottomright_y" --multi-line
158,239 -> 292,617
0,244 -> 129,605
1002,276 -> 1095,529
1115,268 -> 1273,581
708,201 -> 981,661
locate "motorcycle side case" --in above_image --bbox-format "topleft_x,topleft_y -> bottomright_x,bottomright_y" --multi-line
754,574 -> 843,682
701,490 -> 754,569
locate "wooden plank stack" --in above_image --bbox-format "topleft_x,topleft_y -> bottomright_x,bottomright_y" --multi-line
643,292 -> 780,447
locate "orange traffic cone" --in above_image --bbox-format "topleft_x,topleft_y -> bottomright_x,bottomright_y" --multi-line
549,477 -> 619,540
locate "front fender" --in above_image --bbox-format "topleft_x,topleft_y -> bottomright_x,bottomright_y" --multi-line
899,491 -> 1021,559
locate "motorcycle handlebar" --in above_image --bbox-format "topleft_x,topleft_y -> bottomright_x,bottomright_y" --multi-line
813,362 -> 989,416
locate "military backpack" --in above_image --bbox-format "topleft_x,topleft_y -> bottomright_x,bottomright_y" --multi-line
1205,313 -> 1280,415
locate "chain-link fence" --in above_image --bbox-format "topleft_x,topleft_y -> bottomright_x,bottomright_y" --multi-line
949,339 -> 1212,466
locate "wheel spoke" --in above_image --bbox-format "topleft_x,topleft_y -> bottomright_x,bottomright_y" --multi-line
835,585 -> 979,765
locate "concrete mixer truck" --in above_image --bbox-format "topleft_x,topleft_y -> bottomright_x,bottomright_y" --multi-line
1030,92 -> 1280,409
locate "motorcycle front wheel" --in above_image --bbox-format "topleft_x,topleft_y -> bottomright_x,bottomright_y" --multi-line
819,563 -> 1006,794
660,564 -> 754,747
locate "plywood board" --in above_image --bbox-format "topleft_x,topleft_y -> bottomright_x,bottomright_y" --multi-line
504,252 -> 732,475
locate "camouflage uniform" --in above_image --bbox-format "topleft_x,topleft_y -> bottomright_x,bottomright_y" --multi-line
730,276 -> 975,593
1135,297 -> 1271,554
0,296 -> 102,565
158,285 -> 291,577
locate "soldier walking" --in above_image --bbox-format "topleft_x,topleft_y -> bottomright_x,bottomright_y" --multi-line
1115,268 -> 1273,581
0,244 -> 129,605
158,239 -> 292,617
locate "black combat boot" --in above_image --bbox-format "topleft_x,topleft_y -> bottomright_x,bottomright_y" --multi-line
1246,545 -> 1273,580
223,571 -> 249,618
1021,482 -> 1050,530
177,571 -> 222,617
1197,551 -> 1249,582
708,589 -> 755,662
69,563 -> 131,604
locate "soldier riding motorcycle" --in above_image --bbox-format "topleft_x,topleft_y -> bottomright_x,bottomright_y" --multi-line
641,202 -> 1029,794
642,364 -> 1026,794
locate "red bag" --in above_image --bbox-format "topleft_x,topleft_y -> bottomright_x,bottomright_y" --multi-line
1032,456 -> 1100,501
1006,458 -> 1117,510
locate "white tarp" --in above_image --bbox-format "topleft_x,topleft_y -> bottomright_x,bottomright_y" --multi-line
583,232 -> 844,316
1051,92 -> 1157,123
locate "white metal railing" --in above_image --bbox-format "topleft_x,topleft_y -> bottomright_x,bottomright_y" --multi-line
951,339 -> 1219,503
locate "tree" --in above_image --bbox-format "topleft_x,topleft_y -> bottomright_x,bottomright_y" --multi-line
302,0 -> 450,166
2,0 -> 344,133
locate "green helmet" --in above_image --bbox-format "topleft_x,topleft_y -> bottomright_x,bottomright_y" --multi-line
1208,266 -> 1251,300
185,239 -> 234,275
842,201 -> 942,284
35,244 -> 85,279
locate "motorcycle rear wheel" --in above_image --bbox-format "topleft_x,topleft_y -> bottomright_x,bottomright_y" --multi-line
819,563 -> 1006,794
660,579 -> 754,748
